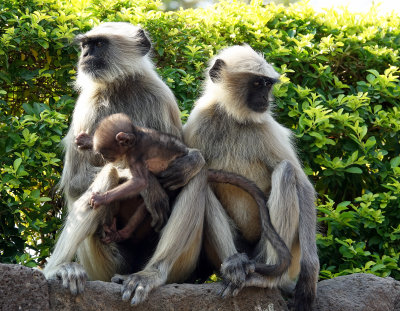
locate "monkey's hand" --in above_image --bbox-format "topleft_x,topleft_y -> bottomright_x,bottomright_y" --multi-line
75,132 -> 93,150
220,253 -> 255,298
90,192 -> 107,209
141,174 -> 170,231
54,262 -> 88,295
158,148 -> 205,190
111,268 -> 164,306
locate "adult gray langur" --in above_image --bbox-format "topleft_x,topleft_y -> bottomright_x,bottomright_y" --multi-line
43,22 -> 206,305
183,45 -> 320,311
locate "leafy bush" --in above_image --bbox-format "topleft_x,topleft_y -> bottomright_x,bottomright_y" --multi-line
1,0 -> 399,280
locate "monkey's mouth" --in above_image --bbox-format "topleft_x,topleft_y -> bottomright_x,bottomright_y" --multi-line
248,100 -> 269,113
80,58 -> 108,76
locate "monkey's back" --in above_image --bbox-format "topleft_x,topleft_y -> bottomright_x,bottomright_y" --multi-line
137,127 -> 188,175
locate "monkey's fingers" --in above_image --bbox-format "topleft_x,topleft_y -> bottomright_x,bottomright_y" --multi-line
159,173 -> 186,190
111,274 -> 128,284
130,283 -> 150,306
101,237 -> 110,244
90,193 -> 104,209
220,253 -> 254,287
220,282 -> 241,298
120,270 -> 162,306
55,262 -> 87,295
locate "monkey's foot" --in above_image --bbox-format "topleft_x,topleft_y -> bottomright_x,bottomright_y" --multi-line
220,252 -> 255,298
102,218 -> 124,244
54,262 -> 88,295
112,268 -> 165,306
102,229 -> 123,244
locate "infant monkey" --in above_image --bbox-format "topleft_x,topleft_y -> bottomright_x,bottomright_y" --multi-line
76,113 -> 187,243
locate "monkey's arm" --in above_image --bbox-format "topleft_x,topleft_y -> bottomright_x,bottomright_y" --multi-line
140,174 -> 170,232
90,162 -> 148,209
158,148 -> 205,190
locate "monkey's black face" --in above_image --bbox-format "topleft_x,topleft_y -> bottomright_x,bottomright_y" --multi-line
78,36 -> 110,76
246,75 -> 278,113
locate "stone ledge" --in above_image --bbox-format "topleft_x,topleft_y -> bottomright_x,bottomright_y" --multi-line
1,263 -> 400,311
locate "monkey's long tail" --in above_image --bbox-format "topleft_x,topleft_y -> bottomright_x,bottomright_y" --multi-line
207,169 -> 291,277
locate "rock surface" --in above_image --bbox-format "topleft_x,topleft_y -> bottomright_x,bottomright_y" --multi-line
315,273 -> 400,311
0,263 -> 49,311
1,263 -> 400,311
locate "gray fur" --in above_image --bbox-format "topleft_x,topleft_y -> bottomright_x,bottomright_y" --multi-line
44,22 -> 205,304
183,45 -> 319,311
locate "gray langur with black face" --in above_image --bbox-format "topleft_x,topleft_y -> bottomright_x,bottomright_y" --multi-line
43,22 -> 206,305
183,45 -> 320,311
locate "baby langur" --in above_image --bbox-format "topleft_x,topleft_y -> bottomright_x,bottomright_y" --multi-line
77,113 -> 291,268
76,113 -> 187,243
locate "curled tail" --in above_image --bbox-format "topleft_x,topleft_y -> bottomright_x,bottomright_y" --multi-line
207,169 -> 291,277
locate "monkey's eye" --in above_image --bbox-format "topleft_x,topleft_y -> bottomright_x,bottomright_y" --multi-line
81,42 -> 88,48
253,78 -> 264,87
96,41 -> 103,47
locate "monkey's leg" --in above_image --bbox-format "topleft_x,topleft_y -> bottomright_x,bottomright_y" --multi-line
293,178 -> 319,311
113,168 -> 207,306
254,160 -> 319,311
255,160 -> 300,288
43,164 -> 121,293
200,186 -> 257,298
140,174 -> 170,232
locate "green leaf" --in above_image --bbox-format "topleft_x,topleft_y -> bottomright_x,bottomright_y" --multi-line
345,167 -> 363,174
390,157 -> 400,168
13,158 -> 22,172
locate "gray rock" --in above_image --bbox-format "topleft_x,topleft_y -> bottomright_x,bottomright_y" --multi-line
316,273 -> 400,311
1,263 -> 400,311
48,279 -> 288,311
0,263 -> 49,311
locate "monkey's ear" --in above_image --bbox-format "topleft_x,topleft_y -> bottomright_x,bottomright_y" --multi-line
137,29 -> 151,56
116,132 -> 135,147
209,59 -> 226,83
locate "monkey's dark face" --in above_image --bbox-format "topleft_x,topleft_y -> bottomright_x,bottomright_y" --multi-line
209,58 -> 279,114
246,75 -> 278,113
78,36 -> 110,77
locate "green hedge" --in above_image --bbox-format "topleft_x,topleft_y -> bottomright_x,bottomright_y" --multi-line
1,0 -> 399,279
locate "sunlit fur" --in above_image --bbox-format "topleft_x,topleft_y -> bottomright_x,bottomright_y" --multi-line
43,22 -> 205,304
184,45 -> 320,311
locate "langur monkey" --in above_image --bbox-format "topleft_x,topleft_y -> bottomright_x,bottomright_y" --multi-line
183,45 -> 320,311
43,22 -> 207,305
77,112 -> 291,273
